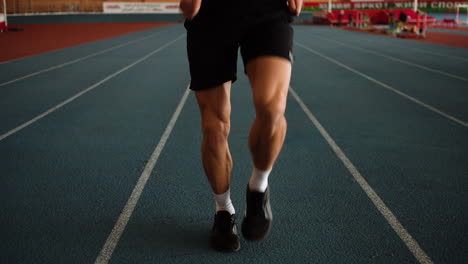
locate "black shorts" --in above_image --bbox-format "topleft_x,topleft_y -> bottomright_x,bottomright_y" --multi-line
184,0 -> 294,91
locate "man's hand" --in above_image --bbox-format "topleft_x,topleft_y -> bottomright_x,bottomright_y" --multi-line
179,0 -> 202,20
287,0 -> 303,16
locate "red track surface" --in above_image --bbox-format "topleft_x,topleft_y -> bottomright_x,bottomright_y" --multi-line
429,25 -> 468,31
418,31 -> 468,48
0,22 -> 170,62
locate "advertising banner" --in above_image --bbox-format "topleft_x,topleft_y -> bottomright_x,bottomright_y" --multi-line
103,2 -> 180,14
304,1 -> 468,10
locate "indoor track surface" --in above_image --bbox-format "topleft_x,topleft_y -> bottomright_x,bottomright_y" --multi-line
1,23 -> 467,264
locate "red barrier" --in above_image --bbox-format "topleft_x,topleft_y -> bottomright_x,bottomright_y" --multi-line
322,9 -> 436,25
0,21 -> 6,32
304,0 -> 467,10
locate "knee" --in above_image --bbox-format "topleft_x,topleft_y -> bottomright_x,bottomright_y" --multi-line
255,101 -> 287,131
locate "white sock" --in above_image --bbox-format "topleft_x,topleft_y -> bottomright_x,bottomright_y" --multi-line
248,167 -> 271,193
213,188 -> 235,215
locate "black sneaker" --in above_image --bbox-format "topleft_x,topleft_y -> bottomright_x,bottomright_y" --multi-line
210,211 -> 241,252
241,185 -> 272,241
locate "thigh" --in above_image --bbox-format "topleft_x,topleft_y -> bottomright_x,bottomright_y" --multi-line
240,13 -> 293,110
245,56 -> 291,111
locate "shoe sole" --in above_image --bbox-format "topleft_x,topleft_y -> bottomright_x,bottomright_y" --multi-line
210,241 -> 241,252
241,218 -> 272,241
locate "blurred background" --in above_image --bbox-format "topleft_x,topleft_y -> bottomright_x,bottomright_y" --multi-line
4,0 -> 179,14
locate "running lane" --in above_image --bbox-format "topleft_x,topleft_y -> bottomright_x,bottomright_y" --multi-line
292,26 -> 467,264
0,25 -> 183,136
0,26 -> 190,264
300,26 -> 468,78
108,61 -> 417,263
0,24 -> 173,81
294,26 -> 468,123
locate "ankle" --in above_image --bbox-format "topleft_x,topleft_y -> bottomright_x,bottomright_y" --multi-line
248,167 -> 271,193
214,188 -> 236,215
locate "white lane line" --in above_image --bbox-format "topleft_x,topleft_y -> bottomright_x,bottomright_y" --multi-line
295,42 -> 468,128
289,87 -> 433,264
0,28 -> 171,87
311,34 -> 468,82
0,34 -> 185,142
94,86 -> 190,264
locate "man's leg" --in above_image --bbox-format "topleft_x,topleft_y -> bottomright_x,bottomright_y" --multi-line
195,82 -> 233,196
195,82 -> 240,252
242,56 -> 291,241
247,56 -> 291,173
